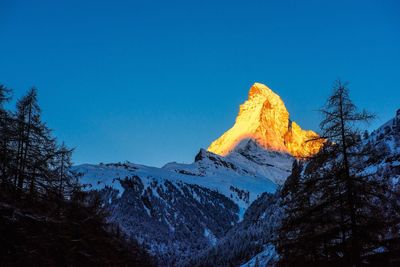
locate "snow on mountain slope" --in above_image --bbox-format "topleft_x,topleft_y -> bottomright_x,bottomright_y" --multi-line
186,192 -> 282,267
362,110 -> 400,183
74,141 -> 290,217
72,141 -> 292,265
164,140 -> 292,184
73,162 -> 239,266
240,244 -> 278,267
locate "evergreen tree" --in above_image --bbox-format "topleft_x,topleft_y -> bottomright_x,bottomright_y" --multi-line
53,142 -> 75,198
0,85 -> 12,186
277,81 -> 400,266
14,88 -> 42,193
0,84 -> 155,266
9,88 -> 74,199
363,130 -> 369,140
27,123 -> 57,197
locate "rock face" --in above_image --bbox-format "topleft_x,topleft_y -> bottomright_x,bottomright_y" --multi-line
208,83 -> 323,157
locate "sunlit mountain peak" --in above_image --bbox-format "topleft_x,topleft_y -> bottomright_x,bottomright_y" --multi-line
208,83 -> 323,157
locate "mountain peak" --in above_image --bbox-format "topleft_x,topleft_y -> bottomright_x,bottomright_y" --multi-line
248,83 -> 280,99
208,83 -> 323,157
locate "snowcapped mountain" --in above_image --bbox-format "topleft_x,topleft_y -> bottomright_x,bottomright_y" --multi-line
71,79 -> 399,266
74,83 -> 322,213
72,138 -> 293,265
72,83 -> 325,265
208,83 -> 323,157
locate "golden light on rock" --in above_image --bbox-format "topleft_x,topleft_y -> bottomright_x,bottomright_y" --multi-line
208,83 -> 323,157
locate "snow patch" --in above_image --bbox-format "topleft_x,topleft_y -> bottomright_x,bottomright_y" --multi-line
203,228 -> 217,246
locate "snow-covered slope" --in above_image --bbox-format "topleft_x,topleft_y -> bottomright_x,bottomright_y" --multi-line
75,139 -> 292,217
240,244 -> 278,267
74,162 -> 238,265
362,112 -> 400,182
186,192 -> 282,267
71,137 -> 293,266
73,139 -> 293,265
165,141 -> 292,187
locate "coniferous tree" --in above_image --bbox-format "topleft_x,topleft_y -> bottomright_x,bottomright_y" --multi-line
277,81 -> 400,266
363,130 -> 369,140
0,85 -> 12,186
9,88 -> 72,198
53,142 -> 75,198
278,160 -> 310,264
14,88 -> 42,193
0,84 -> 155,266
27,123 -> 57,197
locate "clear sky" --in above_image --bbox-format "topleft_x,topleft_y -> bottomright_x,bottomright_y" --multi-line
1,0 -> 399,166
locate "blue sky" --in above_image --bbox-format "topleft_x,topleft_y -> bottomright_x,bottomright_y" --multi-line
1,0 -> 399,166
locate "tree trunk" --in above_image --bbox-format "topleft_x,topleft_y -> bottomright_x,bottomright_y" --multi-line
339,90 -> 360,266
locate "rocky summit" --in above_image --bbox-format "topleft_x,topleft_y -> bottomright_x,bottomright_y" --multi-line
208,83 -> 323,157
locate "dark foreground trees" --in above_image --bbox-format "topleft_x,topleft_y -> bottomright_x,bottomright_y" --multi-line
0,86 -> 76,198
0,188 -> 155,266
277,81 -> 400,266
0,84 -> 154,266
